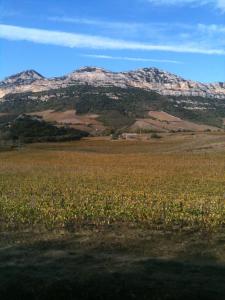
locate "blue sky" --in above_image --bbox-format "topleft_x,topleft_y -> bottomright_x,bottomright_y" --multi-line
0,0 -> 225,82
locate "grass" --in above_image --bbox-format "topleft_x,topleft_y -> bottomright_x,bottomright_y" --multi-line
0,133 -> 225,299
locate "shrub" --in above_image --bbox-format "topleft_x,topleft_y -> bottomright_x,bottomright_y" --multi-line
151,133 -> 162,139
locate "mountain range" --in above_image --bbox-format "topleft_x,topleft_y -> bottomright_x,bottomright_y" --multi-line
1,67 -> 225,99
0,67 -> 224,135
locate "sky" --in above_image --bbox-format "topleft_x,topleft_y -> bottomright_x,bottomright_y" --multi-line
0,0 -> 225,82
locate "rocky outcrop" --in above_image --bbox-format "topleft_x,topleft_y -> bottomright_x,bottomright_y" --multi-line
0,67 -> 225,100
0,70 -> 44,87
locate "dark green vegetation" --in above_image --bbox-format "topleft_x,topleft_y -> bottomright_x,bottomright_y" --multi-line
167,96 -> 225,128
1,85 -> 225,130
0,114 -> 88,145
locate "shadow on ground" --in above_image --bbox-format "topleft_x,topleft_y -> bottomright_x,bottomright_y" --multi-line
0,230 -> 224,300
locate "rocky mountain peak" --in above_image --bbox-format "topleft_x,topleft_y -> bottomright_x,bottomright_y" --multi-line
66,66 -> 111,83
0,66 -> 225,100
75,66 -> 108,73
0,70 -> 44,88
126,67 -> 186,84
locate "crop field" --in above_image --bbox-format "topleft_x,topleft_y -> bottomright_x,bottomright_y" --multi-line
0,133 -> 225,233
0,133 -> 225,299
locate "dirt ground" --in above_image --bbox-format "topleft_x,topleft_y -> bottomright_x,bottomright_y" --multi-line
131,111 -> 219,132
30,110 -> 106,133
0,229 -> 225,300
27,131 -> 225,154
29,109 -> 221,134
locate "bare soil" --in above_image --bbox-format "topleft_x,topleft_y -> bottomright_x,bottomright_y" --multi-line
0,229 -> 224,300
30,110 -> 106,133
131,111 -> 219,132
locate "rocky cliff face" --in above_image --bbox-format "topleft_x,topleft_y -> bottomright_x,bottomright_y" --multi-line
0,70 -> 46,98
0,67 -> 225,100
0,70 -> 44,87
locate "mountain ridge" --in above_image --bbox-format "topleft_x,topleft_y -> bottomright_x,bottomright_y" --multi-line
0,70 -> 44,86
1,67 -> 225,100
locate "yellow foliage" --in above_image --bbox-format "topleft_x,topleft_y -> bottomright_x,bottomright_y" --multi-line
0,139 -> 224,232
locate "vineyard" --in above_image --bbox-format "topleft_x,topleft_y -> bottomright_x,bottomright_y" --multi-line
1,135 -> 224,234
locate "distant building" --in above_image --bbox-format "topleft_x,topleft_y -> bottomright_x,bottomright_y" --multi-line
120,133 -> 139,140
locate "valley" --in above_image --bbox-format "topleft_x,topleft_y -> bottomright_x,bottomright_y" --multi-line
2,0 -> 225,298
0,67 -> 225,300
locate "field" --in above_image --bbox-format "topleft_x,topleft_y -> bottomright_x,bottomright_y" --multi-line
0,132 -> 225,299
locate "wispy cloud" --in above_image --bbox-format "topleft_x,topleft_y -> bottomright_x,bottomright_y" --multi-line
147,0 -> 225,12
48,16 -> 193,39
48,16 -> 140,31
48,16 -> 225,51
82,54 -> 182,64
197,23 -> 225,33
0,3 -> 20,20
0,24 -> 224,55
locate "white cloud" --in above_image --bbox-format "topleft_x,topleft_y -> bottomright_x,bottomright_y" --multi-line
47,16 -> 225,50
82,54 -> 182,64
0,24 -> 224,55
48,16 -> 140,31
198,23 -> 225,33
217,0 -> 225,11
147,0 -> 225,11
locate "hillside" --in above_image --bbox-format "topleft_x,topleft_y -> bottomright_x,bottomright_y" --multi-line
0,114 -> 89,144
0,67 -> 225,134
